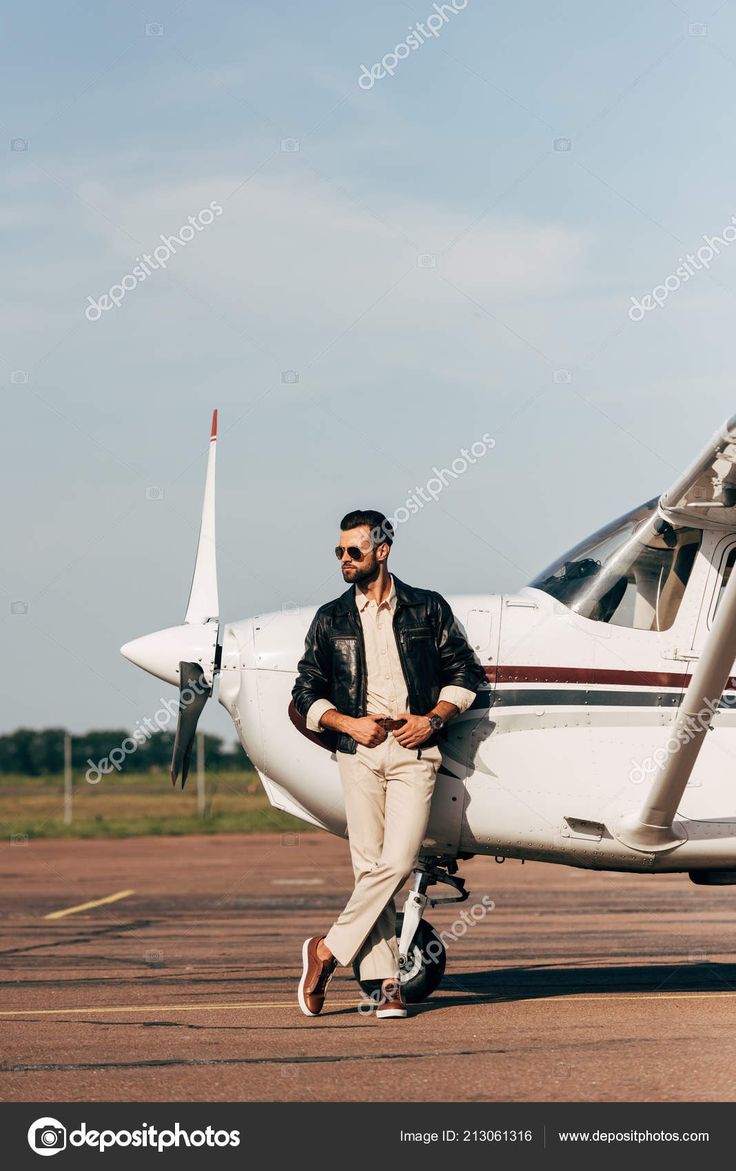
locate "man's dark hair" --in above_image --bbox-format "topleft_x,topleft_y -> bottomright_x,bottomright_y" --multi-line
340,509 -> 394,549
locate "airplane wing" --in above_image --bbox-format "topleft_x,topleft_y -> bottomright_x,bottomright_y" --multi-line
660,414 -> 736,528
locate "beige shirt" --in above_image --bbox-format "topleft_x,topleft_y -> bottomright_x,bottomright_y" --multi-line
306,574 -> 477,732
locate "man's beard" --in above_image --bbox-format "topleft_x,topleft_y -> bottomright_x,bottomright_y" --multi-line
343,558 -> 380,586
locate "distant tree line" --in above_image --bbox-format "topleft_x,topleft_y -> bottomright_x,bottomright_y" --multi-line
0,728 -> 254,775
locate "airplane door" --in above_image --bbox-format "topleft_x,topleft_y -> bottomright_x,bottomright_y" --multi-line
676,534 -> 736,671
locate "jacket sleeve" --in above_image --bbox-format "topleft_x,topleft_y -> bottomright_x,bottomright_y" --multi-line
432,592 -> 487,695
291,609 -> 333,721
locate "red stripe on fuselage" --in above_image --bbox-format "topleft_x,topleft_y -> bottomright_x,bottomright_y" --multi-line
485,665 -> 727,689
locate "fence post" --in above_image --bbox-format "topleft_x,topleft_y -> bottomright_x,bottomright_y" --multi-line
196,731 -> 206,817
63,731 -> 72,825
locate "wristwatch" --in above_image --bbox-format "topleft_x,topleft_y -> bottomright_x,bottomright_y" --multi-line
426,713 -> 445,733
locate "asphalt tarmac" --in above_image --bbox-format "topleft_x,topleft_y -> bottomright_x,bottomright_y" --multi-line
2,831 -> 736,1102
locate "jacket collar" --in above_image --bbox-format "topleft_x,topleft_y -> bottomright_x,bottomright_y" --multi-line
332,573 -> 422,614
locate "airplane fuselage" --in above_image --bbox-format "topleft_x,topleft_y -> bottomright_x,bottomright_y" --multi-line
218,551 -> 736,876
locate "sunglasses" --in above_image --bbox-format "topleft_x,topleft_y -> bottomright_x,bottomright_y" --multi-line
335,545 -> 371,561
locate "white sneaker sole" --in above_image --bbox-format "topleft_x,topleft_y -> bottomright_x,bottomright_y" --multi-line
375,1006 -> 408,1019
297,937 -> 318,1016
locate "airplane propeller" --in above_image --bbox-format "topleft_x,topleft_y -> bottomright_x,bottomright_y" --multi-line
170,408 -> 221,787
120,409 -> 222,789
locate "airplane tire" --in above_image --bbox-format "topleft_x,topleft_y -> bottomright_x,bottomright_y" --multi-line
352,913 -> 446,1004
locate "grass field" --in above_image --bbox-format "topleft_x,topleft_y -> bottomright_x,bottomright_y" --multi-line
0,771 -> 306,839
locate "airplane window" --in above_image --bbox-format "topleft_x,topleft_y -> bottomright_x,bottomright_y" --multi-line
530,498 -> 703,631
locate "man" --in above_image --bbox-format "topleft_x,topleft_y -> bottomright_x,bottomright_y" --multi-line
291,509 -> 485,1019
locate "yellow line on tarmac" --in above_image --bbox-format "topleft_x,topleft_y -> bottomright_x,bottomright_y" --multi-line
564,991 -> 736,1002
43,890 -> 136,920
0,1000 -> 359,1018
3,990 -> 736,1018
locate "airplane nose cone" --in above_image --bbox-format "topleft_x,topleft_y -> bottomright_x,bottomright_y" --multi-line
120,633 -> 158,671
120,630 -> 178,683
120,623 -> 219,687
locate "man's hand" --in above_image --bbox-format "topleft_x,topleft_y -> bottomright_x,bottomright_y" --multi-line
345,715 -> 389,747
392,713 -> 433,749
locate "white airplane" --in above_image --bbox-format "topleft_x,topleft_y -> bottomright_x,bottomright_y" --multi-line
121,410 -> 736,1002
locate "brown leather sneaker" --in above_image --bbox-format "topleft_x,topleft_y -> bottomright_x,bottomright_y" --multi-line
375,980 -> 408,1019
298,935 -> 336,1017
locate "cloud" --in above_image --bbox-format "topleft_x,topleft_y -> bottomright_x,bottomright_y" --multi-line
0,157 -> 592,374
71,167 -> 591,341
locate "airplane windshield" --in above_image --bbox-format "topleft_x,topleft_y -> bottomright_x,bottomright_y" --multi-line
529,498 -> 703,631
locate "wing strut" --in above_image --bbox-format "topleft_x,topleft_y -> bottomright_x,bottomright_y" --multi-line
617,544 -> 736,852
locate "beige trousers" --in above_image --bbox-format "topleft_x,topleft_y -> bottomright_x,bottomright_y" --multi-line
324,735 -> 441,980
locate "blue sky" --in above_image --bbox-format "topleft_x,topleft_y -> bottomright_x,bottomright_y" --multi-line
4,0 -> 736,738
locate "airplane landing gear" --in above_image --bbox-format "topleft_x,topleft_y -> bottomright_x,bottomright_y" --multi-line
352,856 -> 469,1004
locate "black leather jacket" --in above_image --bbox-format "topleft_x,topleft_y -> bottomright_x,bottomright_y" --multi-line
291,575 -> 486,754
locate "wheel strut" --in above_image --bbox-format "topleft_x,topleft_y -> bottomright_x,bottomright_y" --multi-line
397,855 -> 469,967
